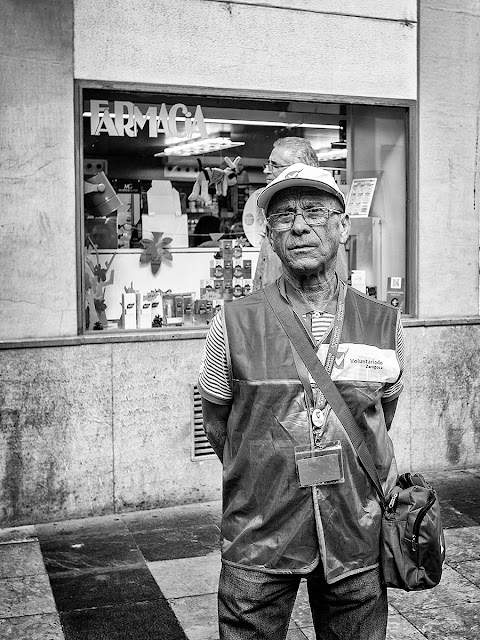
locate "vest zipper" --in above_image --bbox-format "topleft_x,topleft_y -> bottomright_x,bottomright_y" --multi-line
386,492 -> 399,512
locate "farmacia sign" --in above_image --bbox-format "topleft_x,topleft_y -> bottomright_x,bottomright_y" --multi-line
89,100 -> 208,139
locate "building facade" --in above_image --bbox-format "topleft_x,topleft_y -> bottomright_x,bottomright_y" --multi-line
1,0 -> 480,526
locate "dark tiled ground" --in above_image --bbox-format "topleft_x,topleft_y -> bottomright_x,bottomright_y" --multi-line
0,468 -> 480,639
34,510 -> 196,640
132,523 -> 221,563
60,600 -> 188,640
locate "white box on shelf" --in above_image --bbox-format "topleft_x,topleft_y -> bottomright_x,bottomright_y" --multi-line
122,292 -> 137,330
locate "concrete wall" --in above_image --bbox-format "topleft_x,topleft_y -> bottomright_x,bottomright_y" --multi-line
0,337 -> 220,526
74,0 -> 416,100
418,1 -> 480,317
0,0 -> 77,340
2,320 -> 480,526
394,322 -> 480,471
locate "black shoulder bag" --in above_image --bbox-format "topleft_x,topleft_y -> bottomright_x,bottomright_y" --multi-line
263,283 -> 445,591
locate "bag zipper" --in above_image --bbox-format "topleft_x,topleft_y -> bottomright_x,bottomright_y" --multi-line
410,491 -> 436,559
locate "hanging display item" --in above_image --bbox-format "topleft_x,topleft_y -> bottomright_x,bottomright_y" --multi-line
188,156 -> 243,207
139,232 -> 173,275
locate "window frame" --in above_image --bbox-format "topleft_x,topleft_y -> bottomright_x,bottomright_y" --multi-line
74,80 -> 417,335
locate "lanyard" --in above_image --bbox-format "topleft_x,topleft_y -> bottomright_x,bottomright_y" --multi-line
287,281 -> 347,439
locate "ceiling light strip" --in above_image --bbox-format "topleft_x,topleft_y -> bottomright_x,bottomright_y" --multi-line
83,112 -> 339,130
156,137 -> 245,157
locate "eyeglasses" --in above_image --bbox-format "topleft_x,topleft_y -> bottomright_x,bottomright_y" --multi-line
263,161 -> 290,174
267,208 -> 344,231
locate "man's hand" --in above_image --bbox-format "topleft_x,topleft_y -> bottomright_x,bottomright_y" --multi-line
201,398 -> 230,462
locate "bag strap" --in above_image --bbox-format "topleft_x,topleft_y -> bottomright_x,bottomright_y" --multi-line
263,283 -> 386,503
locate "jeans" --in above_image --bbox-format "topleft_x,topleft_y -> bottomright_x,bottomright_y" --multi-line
218,562 -> 387,640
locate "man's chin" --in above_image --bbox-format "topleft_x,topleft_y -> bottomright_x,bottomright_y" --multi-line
285,258 -> 323,274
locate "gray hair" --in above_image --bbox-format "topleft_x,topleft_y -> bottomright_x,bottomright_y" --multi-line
273,137 -> 320,167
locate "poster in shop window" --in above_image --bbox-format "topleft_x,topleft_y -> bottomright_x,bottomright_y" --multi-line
345,178 -> 377,217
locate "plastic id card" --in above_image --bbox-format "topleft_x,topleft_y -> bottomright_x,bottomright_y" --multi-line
294,441 -> 345,487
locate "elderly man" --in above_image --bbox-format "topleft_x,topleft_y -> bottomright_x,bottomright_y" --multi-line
253,136 -> 348,290
198,164 -> 404,640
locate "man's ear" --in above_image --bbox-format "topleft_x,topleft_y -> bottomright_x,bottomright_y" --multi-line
338,214 -> 350,245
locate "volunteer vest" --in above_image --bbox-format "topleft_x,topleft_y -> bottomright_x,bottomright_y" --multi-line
221,281 -> 401,583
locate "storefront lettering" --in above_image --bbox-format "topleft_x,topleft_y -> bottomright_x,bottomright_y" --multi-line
89,100 -> 208,139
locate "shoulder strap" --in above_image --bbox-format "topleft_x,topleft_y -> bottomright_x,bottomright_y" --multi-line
263,283 -> 385,502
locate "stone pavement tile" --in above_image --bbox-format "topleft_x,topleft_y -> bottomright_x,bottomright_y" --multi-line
0,541 -> 46,578
286,627 -> 310,639
168,584 -> 312,640
464,468 -> 480,479
450,559 -> 480,587
451,503 -> 480,525
40,534 -> 144,574
0,525 -> 36,544
425,470 -> 480,518
405,601 -> 480,639
444,526 -> 480,563
169,592 -> 219,640
291,581 -> 313,628
122,501 -> 222,532
0,574 -> 57,618
425,468 -> 480,491
49,565 -> 161,611
0,612 -> 64,640
293,586 -> 426,640
36,514 -> 128,542
297,626 -> 315,640
387,565 -> 480,615
386,612 -> 426,639
148,551 -> 221,598
60,600 -> 187,640
440,500 -> 479,529
132,523 -> 221,562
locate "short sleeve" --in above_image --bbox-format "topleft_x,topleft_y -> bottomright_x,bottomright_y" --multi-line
197,310 -> 233,405
382,313 -> 405,402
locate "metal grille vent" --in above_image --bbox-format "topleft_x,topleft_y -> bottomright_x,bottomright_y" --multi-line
191,385 -> 216,460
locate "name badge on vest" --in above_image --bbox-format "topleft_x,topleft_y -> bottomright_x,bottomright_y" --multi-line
294,441 -> 345,487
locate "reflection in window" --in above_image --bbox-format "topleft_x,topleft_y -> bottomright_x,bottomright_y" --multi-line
80,88 -> 408,331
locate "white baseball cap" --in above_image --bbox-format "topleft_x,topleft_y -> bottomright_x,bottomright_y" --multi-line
257,163 -> 346,213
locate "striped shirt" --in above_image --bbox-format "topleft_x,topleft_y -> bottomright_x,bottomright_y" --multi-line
198,307 -> 405,405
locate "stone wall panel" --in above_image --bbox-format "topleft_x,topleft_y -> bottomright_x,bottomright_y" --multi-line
0,345 -> 114,525
111,340 -> 221,513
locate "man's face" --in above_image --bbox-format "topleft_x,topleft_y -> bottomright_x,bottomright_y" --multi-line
266,187 -> 349,277
264,146 -> 298,184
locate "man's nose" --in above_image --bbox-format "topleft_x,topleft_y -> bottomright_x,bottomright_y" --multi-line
291,211 -> 310,232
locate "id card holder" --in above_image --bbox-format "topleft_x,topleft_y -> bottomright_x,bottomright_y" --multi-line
294,441 -> 345,487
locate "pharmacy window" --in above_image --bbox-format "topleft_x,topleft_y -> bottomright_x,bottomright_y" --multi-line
79,86 -> 412,333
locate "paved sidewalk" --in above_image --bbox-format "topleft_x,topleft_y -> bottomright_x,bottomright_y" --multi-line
1,468 -> 480,639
